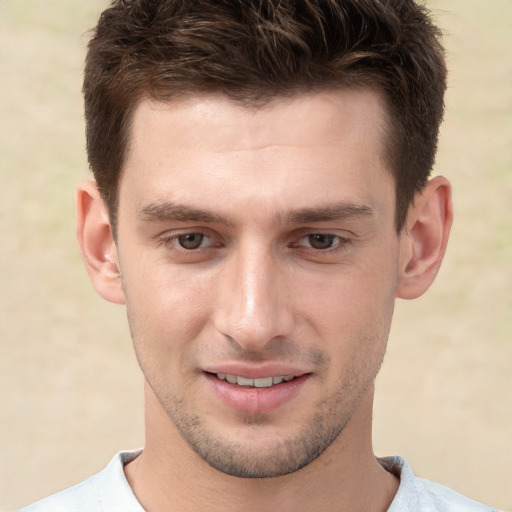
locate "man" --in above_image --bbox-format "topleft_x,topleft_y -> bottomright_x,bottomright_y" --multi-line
19,1 -> 498,511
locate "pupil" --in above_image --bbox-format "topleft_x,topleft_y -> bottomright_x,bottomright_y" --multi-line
309,234 -> 334,250
178,233 -> 203,249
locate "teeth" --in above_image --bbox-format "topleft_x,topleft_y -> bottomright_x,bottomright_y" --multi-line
216,373 -> 295,388
237,376 -> 254,386
254,377 -> 273,388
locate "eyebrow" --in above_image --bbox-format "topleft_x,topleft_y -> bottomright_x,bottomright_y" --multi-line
137,202 -> 234,226
137,200 -> 374,226
287,203 -> 374,224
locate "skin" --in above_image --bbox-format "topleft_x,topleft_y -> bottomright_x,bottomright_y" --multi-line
77,89 -> 452,512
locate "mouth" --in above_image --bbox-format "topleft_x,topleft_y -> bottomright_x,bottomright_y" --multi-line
204,370 -> 310,414
213,373 -> 296,388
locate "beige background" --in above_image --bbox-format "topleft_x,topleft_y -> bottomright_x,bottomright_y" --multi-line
0,1 -> 510,510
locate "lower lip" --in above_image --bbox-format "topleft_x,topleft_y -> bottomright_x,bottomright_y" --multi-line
204,373 -> 309,415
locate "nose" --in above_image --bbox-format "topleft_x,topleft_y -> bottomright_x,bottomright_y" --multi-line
213,243 -> 294,351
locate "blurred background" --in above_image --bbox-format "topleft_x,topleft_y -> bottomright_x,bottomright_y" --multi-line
0,1 -> 510,510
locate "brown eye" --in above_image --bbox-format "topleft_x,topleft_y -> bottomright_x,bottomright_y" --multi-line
177,233 -> 205,249
307,234 -> 336,250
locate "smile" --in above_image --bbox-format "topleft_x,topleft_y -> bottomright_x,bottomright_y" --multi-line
215,373 -> 296,388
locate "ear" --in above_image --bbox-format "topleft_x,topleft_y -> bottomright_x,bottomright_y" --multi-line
75,180 -> 125,305
396,176 -> 453,300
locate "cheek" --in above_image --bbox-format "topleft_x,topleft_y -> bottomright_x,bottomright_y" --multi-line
300,267 -> 396,393
298,262 -> 397,334
121,259 -> 216,357
293,260 -> 398,381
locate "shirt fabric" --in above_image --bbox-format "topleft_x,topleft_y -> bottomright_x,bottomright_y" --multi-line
17,450 -> 499,512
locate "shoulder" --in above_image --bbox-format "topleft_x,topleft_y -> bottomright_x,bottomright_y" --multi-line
17,450 -> 143,512
380,456 -> 500,512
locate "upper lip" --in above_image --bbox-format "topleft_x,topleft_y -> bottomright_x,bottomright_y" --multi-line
203,363 -> 310,379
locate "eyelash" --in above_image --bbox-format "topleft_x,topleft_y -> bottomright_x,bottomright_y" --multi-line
292,233 -> 351,254
160,231 -> 217,251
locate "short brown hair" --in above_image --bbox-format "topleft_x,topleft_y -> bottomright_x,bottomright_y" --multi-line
84,0 -> 447,232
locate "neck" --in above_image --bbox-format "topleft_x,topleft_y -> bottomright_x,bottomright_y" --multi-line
125,384 -> 398,512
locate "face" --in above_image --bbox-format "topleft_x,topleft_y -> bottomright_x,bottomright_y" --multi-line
115,90 -> 401,477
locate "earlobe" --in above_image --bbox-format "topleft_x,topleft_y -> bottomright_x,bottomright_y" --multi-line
396,176 -> 453,300
75,180 -> 125,305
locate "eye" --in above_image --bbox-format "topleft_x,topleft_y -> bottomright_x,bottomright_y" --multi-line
162,231 -> 217,251
296,233 -> 349,251
176,232 -> 207,250
305,233 -> 337,250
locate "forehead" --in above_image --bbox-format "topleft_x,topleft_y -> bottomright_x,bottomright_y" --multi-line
128,89 -> 388,155
120,89 -> 394,222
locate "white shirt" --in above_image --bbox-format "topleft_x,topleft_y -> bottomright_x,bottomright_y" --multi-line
18,450 -> 499,511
